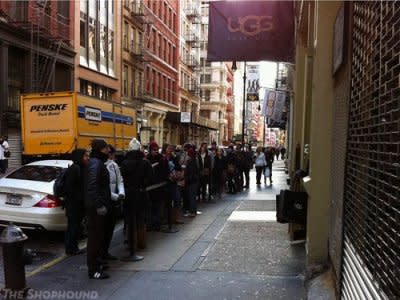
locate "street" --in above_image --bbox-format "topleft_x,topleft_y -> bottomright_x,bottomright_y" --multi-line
0,160 -> 306,300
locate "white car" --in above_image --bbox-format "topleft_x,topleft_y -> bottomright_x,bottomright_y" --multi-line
0,160 -> 72,231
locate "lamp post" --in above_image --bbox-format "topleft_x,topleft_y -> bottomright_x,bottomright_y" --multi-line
232,61 -> 247,145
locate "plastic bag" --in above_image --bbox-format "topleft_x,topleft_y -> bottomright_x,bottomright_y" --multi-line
264,167 -> 271,178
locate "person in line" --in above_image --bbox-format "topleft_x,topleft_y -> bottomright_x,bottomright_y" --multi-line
185,148 -> 200,217
146,141 -> 168,231
103,145 -> 125,261
85,139 -> 111,280
0,136 -> 9,175
264,147 -> 274,185
255,147 -> 267,185
64,149 -> 89,256
234,144 -> 244,193
179,143 -> 192,216
120,138 -> 153,260
225,145 -> 237,194
242,144 -> 254,189
197,142 -> 212,203
212,148 -> 227,200
165,144 -> 184,225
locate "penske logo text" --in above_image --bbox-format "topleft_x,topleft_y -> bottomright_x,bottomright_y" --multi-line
30,104 -> 68,112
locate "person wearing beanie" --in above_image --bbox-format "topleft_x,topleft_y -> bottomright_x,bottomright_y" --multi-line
129,138 -> 141,151
146,141 -> 168,231
85,139 -> 111,279
64,149 -> 89,256
120,139 -> 153,260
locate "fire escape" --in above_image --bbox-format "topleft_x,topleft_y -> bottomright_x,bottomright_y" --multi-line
128,0 -> 154,104
2,0 -> 71,93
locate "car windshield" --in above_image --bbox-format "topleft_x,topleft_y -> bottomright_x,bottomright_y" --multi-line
6,166 -> 63,182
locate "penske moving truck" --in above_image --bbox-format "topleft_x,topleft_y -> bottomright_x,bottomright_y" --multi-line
21,91 -> 137,161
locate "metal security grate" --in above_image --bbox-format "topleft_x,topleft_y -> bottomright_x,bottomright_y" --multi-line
342,2 -> 400,299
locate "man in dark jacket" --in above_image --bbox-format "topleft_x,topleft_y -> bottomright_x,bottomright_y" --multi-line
242,144 -> 254,189
146,141 -> 168,231
120,138 -> 153,261
85,139 -> 111,280
226,145 -> 238,194
185,148 -> 199,217
197,143 -> 212,203
64,149 -> 88,255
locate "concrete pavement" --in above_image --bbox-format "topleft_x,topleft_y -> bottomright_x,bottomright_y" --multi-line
0,160 -> 306,300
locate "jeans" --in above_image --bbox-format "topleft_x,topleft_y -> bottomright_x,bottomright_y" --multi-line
86,209 -> 106,273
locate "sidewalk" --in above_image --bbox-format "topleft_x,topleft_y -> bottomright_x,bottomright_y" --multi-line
1,160 -> 305,300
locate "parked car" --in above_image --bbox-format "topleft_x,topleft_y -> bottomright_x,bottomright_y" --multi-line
0,160 -> 72,231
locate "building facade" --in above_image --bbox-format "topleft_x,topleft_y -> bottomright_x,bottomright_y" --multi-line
138,0 -> 180,146
0,0 -> 75,168
75,0 -> 121,102
199,3 -> 233,145
290,1 -> 400,299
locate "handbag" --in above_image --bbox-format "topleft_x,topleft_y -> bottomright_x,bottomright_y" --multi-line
4,150 -> 10,158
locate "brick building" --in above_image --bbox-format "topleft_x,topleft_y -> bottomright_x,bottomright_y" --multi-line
139,0 -> 180,145
0,0 -> 75,168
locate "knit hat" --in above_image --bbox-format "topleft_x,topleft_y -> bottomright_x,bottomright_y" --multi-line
149,141 -> 159,151
128,138 -> 141,151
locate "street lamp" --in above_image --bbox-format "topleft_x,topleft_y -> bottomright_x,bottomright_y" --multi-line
231,61 -> 247,146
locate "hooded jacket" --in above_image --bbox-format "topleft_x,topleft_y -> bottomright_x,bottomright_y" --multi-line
85,150 -> 112,211
65,149 -> 86,219
106,159 -> 125,202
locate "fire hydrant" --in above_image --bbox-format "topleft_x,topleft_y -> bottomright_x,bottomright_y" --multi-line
0,223 -> 28,293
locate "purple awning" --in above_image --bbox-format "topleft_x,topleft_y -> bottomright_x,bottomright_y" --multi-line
207,1 -> 295,63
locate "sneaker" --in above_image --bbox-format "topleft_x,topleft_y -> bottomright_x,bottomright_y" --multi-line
189,213 -> 196,217
196,211 -> 203,215
183,212 -> 190,217
89,271 -> 109,280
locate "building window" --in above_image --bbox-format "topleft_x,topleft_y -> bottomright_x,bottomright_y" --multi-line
80,0 -> 115,76
123,65 -> 128,96
204,90 -> 211,101
123,22 -> 129,49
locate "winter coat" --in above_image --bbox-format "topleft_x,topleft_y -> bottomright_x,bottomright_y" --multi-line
265,150 -> 274,169
120,150 -> 153,209
243,151 -> 254,170
65,149 -> 86,219
185,158 -> 199,186
146,152 -> 169,186
255,152 -> 267,167
212,156 -> 227,184
197,152 -> 212,177
106,160 -> 125,202
85,152 -> 112,211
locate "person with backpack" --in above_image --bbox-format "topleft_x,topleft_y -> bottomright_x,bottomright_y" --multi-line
120,138 -> 153,261
103,145 -> 125,261
85,139 -> 111,280
64,149 -> 89,255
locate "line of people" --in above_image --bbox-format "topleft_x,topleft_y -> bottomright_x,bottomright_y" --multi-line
62,138 -> 279,280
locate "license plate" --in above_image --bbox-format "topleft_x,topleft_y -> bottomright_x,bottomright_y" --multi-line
5,194 -> 23,206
